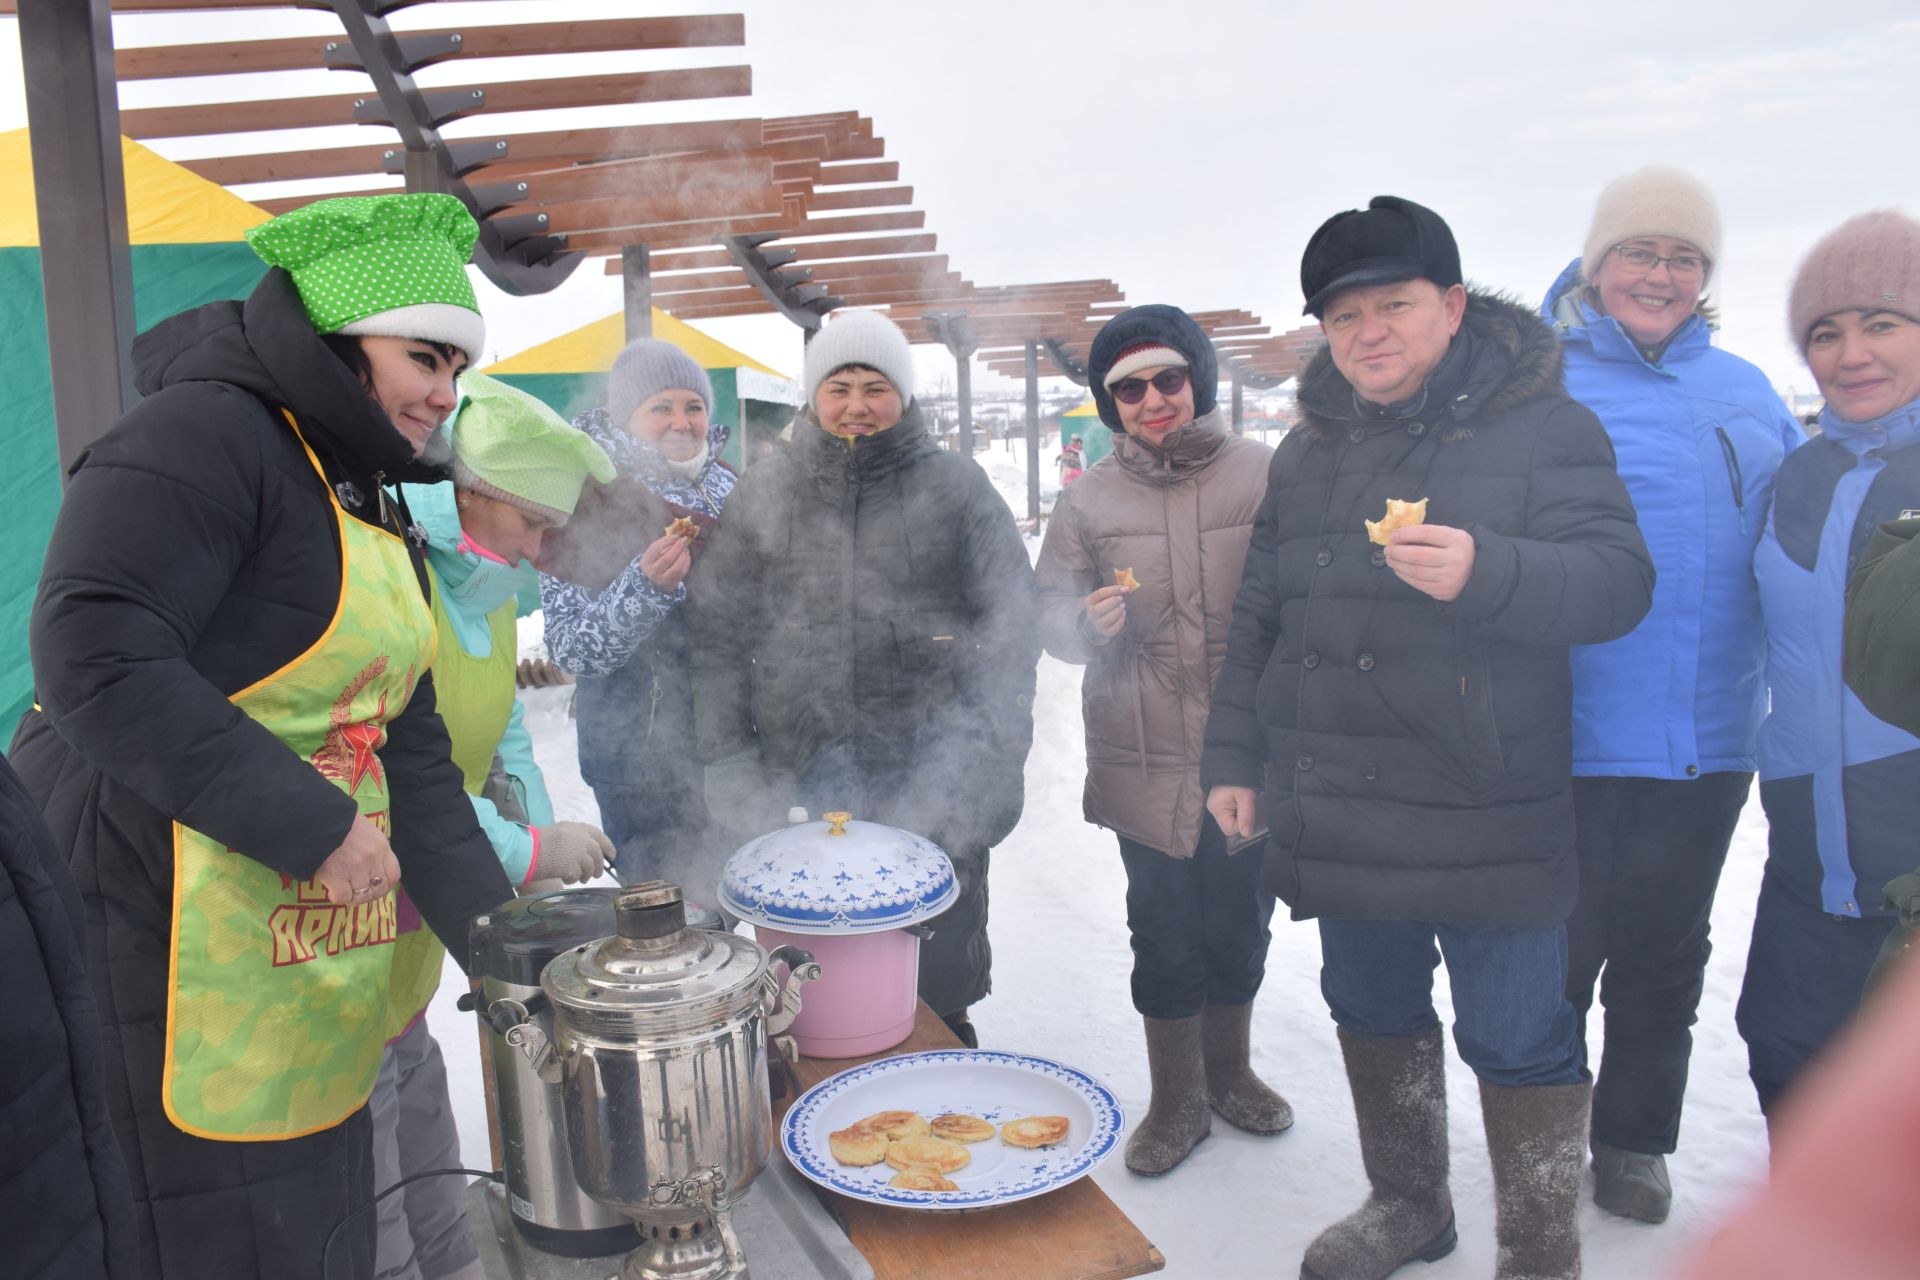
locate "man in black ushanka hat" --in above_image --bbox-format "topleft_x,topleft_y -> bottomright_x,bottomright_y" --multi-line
1201,196 -> 1653,1280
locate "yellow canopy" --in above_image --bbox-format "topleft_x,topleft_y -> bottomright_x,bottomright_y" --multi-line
1063,398 -> 1100,417
0,130 -> 270,249
483,308 -> 788,378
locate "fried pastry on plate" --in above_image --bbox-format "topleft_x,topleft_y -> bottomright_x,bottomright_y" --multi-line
884,1135 -> 971,1174
929,1113 -> 996,1144
1364,497 -> 1429,545
1112,566 -> 1139,591
1001,1115 -> 1071,1149
827,1126 -> 889,1167
665,515 -> 700,540
853,1110 -> 930,1140
887,1170 -> 959,1192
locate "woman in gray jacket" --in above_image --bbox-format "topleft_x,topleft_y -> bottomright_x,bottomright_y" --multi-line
1035,304 -> 1290,1175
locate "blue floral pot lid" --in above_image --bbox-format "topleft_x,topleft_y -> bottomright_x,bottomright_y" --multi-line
719,812 -> 957,935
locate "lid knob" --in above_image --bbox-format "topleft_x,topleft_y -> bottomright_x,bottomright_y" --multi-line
823,811 -> 852,836
615,881 -> 687,941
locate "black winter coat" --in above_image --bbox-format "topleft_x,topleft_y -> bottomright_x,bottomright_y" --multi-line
0,751 -> 136,1280
689,404 -> 1040,847
8,269 -> 511,1278
1201,290 -> 1653,928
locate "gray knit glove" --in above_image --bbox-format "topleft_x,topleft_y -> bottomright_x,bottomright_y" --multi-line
534,822 -> 614,885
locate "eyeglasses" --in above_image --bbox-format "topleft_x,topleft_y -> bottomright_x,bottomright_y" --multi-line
1109,368 -> 1189,404
1609,244 -> 1708,280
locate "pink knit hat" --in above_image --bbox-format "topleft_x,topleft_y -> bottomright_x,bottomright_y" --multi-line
1788,210 -> 1920,355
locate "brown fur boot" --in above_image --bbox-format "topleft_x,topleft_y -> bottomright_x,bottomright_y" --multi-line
1479,1078 -> 1590,1280
1125,1014 -> 1211,1175
1202,1002 -> 1294,1134
1301,1029 -> 1456,1280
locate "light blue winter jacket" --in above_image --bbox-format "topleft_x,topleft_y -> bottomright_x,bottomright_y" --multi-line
1755,395 -> 1920,917
1545,260 -> 1804,778
397,478 -> 556,883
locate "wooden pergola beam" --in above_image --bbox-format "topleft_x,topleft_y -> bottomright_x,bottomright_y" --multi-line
112,15 -> 746,80
175,117 -> 769,187
118,64 -> 753,139
655,272 -> 964,306
624,234 -> 938,274
649,255 -> 952,296
520,183 -> 787,236
568,210 -> 928,256
800,185 -> 912,213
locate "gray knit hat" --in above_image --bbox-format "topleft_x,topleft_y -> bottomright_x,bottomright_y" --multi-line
1583,166 -> 1722,285
1788,210 -> 1920,355
606,338 -> 713,429
803,309 -> 915,406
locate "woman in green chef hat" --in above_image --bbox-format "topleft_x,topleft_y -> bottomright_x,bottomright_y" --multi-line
12,192 -> 515,1279
374,372 -> 616,1280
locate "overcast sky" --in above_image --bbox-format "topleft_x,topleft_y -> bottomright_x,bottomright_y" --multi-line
5,1 -> 1919,397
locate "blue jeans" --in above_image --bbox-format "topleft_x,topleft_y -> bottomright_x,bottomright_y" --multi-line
1319,918 -> 1585,1087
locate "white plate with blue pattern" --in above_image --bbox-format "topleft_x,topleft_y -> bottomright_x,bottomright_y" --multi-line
781,1049 -> 1125,1211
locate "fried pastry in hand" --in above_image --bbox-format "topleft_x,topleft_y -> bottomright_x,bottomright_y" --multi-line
1364,497 -> 1429,545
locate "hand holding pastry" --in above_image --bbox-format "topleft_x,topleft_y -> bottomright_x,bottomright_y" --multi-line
1083,583 -> 1129,642
1384,523 -> 1475,603
639,532 -> 693,592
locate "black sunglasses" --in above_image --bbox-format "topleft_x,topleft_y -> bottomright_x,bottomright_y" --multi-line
1109,368 -> 1189,405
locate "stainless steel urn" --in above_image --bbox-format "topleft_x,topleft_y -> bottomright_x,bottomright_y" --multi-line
521,881 -> 817,1280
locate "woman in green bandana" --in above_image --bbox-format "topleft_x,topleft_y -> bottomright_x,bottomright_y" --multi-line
12,193 -> 516,1280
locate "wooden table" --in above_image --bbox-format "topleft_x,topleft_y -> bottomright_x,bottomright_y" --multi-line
773,1004 -> 1165,1280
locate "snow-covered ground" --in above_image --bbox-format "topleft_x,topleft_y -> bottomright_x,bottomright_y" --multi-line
429,434 -> 1769,1279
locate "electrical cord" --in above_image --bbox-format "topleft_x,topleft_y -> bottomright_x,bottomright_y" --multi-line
322,1166 -> 503,1280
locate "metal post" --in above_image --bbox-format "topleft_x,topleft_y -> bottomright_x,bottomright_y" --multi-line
1231,370 -> 1245,436
955,353 -> 973,459
19,0 -> 137,477
622,245 -> 653,340
1025,340 -> 1041,522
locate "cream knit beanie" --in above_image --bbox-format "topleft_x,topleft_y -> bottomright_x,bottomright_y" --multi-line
1583,167 -> 1723,284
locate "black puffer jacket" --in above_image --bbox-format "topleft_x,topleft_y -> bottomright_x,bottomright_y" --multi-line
9,269 -> 511,1277
1201,290 -> 1653,928
0,751 -> 136,1280
689,403 -> 1040,845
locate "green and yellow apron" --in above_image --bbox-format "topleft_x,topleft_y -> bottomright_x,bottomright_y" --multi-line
162,415 -> 436,1141
382,571 -> 517,1039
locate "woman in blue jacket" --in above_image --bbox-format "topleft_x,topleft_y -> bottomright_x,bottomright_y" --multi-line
1546,168 -> 1803,1223
1742,209 -> 1920,1133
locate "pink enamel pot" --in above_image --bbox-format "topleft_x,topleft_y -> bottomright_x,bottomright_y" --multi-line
751,924 -> 922,1058
720,811 -> 955,1060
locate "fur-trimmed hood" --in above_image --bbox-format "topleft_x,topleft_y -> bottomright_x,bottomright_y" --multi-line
1292,288 -> 1564,442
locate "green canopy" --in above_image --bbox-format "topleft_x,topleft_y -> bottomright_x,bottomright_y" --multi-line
0,131 -> 272,724
1060,397 -> 1115,468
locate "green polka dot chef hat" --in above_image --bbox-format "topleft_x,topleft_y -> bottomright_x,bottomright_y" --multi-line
245,192 -> 485,361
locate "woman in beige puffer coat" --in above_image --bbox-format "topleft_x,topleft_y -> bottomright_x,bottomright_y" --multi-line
1035,303 -> 1290,1176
